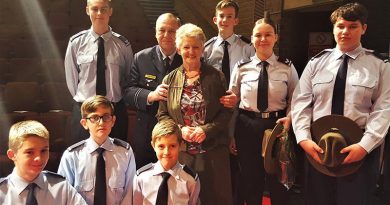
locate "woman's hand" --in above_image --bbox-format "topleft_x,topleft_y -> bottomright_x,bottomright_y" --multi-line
190,127 -> 206,143
276,116 -> 291,133
181,126 -> 195,142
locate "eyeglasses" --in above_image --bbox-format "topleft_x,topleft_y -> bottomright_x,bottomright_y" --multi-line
85,114 -> 113,124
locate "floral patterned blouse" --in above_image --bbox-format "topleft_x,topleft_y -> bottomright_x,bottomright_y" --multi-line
180,78 -> 206,126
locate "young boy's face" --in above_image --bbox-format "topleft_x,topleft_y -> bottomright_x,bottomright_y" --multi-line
152,134 -> 180,171
333,17 -> 367,52
213,7 -> 238,35
81,105 -> 116,144
7,136 -> 49,182
86,0 -> 112,29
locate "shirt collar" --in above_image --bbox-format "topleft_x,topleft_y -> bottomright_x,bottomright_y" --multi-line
152,162 -> 181,177
333,44 -> 363,60
159,47 -> 176,63
252,53 -> 276,66
216,34 -> 237,47
90,26 -> 113,42
10,168 -> 45,195
85,137 -> 114,154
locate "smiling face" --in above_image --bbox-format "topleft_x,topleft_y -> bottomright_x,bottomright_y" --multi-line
177,36 -> 204,70
333,17 -> 366,52
7,136 -> 49,182
213,6 -> 238,38
80,105 -> 116,145
152,134 -> 180,171
155,14 -> 180,56
86,0 -> 112,30
252,22 -> 278,60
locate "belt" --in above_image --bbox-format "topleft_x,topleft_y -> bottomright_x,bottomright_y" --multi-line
239,109 -> 286,119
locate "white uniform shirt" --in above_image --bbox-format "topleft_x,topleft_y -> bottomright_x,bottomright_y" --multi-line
64,27 -> 133,103
203,34 -> 255,74
291,45 -> 390,152
133,162 -> 200,205
58,137 -> 136,205
230,53 -> 299,115
0,169 -> 87,205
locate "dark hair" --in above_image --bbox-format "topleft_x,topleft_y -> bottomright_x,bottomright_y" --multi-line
216,0 -> 239,18
254,11 -> 277,34
330,3 -> 368,25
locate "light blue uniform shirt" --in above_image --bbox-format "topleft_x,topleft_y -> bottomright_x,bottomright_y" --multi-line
64,27 -> 133,103
291,45 -> 390,152
203,34 -> 255,75
0,168 -> 87,205
58,137 -> 136,205
133,162 -> 200,205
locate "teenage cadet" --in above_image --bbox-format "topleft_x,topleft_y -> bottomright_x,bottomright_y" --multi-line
0,120 -> 87,205
133,119 -> 200,205
229,16 -> 299,205
65,0 -> 133,144
124,13 -> 182,169
58,95 -> 136,205
291,3 -> 390,205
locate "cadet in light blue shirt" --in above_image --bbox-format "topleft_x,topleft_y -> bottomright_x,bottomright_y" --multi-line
0,120 -> 87,205
58,95 -> 136,205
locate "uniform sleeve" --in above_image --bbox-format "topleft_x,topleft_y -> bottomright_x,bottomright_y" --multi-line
286,63 -> 300,117
358,61 -> 390,152
57,150 -> 76,186
123,52 -> 153,111
291,61 -> 314,144
119,147 -> 137,205
188,179 -> 201,205
132,174 -> 144,205
65,181 -> 88,205
64,40 -> 79,97
229,63 -> 241,96
121,42 -> 134,90
156,75 -> 174,122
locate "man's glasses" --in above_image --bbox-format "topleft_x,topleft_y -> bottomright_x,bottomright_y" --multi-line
85,114 -> 113,124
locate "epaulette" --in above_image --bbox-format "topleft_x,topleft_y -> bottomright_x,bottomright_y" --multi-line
136,163 -> 153,176
183,165 -> 198,180
70,30 -> 88,42
372,51 -> 389,63
204,37 -> 217,48
113,32 -> 130,47
238,35 -> 251,44
67,140 -> 86,151
42,171 -> 66,180
0,177 -> 8,185
277,56 -> 292,66
237,59 -> 252,67
310,49 -> 332,61
113,138 -> 130,150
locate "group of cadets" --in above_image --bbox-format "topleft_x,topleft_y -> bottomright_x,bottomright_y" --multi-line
1,0 -> 389,205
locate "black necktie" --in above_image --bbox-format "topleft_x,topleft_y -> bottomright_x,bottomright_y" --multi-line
96,37 -> 106,96
156,172 -> 171,205
222,41 -> 230,83
94,148 -> 106,205
257,61 -> 269,112
26,183 -> 38,205
332,54 -> 349,115
164,57 -> 170,74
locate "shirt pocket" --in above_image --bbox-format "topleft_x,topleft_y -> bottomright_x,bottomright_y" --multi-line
240,77 -> 258,101
349,77 -> 376,105
269,74 -> 288,98
75,179 -> 94,193
77,54 -> 94,67
312,73 -> 333,101
108,175 -> 125,204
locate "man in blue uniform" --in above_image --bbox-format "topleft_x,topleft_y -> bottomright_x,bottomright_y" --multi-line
65,0 -> 133,144
123,13 -> 182,169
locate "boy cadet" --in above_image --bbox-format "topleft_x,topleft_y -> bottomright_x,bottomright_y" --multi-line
124,13 -> 182,169
291,3 -> 390,205
0,120 -> 87,205
58,95 -> 136,205
65,0 -> 133,144
133,119 -> 200,205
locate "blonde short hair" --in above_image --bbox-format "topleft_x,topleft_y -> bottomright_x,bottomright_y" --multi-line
87,0 -> 111,7
152,120 -> 182,145
81,95 -> 114,118
8,120 -> 49,151
175,23 -> 206,49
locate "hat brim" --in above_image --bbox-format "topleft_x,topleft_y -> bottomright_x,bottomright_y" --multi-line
308,115 -> 364,177
264,123 -> 284,174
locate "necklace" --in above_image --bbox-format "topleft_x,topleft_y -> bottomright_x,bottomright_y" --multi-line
184,71 -> 201,79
